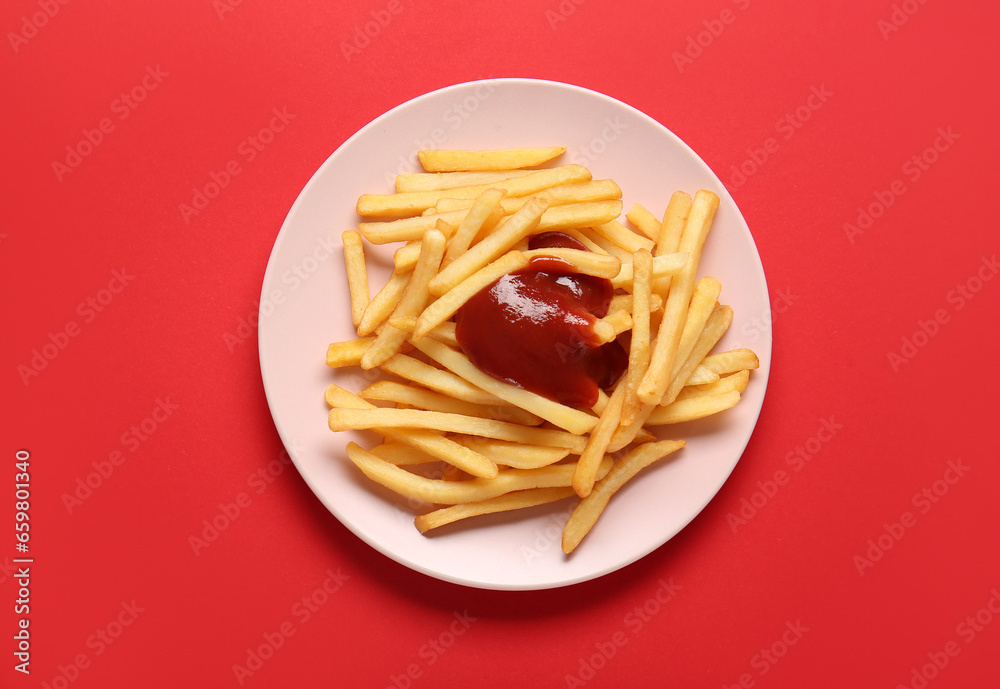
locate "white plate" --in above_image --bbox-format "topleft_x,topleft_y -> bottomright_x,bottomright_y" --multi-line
259,79 -> 771,590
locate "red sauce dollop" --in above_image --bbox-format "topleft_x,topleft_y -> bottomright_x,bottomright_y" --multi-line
454,232 -> 627,408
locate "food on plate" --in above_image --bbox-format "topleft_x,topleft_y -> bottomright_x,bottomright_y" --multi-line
324,146 -> 759,554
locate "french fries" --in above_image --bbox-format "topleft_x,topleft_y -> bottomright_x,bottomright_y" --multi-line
325,145 -> 760,557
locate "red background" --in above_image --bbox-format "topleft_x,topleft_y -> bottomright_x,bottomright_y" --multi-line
3,1 -> 998,687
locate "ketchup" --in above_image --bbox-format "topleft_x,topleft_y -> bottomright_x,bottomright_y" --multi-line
454,232 -> 627,408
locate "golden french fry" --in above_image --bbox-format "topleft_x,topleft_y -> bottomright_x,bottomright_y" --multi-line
358,269 -> 411,336
659,276 -> 723,406
325,385 -> 499,478
330,408 -> 588,453
572,382 -> 626,498
411,337 -> 599,436
575,226 -> 633,262
685,365 -> 721,385
358,209 -> 468,244
534,200 -> 623,233
369,441 -> 440,465
592,310 -> 632,344
379,353 -> 504,406
656,192 -> 692,256
428,197 -> 548,296
676,369 -> 750,401
625,203 -> 662,241
609,292 -> 664,315
413,250 -> 528,341
393,241 -> 421,272
341,230 -> 370,328
361,229 -> 446,369
609,301 -> 733,452
358,164 -> 588,218
638,190 -> 720,404
609,252 -> 688,291
396,169 -> 535,193
418,146 -> 567,171
621,249 -> 653,425
520,248 -> 621,279
416,487 -> 576,533
425,321 -> 459,347
591,219 -> 655,253
326,337 -> 375,368
453,436 -> 570,469
443,188 -> 507,265
645,391 -> 741,425
347,442 -> 608,505
359,380 -> 543,426
701,348 -> 761,374
562,440 -> 685,554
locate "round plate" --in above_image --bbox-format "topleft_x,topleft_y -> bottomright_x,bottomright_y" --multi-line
259,78 -> 771,590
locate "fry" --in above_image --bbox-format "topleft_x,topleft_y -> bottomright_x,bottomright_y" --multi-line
380,353 -> 504,406
326,384 -> 499,478
443,188 -> 507,265
429,197 -> 547,296
610,252 -> 688,290
416,487 -> 576,533
413,250 -> 528,341
326,337 -> 375,368
418,146 -> 567,171
572,381 -> 626,498
592,310 -> 632,344
453,436 -> 571,469
330,408 -> 589,453
347,442 -> 609,504
591,219 -> 655,253
562,440 -> 685,554
621,248 -> 653,425
357,165 -> 588,218
358,209 -> 468,244
637,190 -> 720,404
359,380 -> 543,426
361,229 -> 446,369
625,203 -> 662,241
701,348 -> 761,374
412,337 -> 599,436
396,169 -> 534,193
645,391 -> 741,425
685,365 -> 721,385
535,201 -> 623,233
675,369 -> 750,401
341,230 -> 370,328
358,269 -> 410,336
520,248 -> 622,279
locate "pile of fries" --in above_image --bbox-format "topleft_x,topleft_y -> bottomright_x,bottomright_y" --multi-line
325,146 -> 758,554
